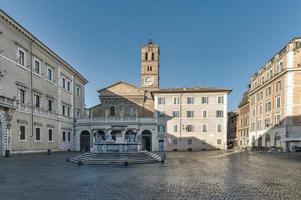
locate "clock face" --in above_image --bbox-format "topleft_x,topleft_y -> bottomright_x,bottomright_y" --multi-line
144,75 -> 155,87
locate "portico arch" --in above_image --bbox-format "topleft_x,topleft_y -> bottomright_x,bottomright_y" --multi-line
275,133 -> 281,148
125,130 -> 136,142
97,130 -> 106,140
80,130 -> 90,152
141,130 -> 152,151
258,136 -> 262,148
265,134 -> 271,148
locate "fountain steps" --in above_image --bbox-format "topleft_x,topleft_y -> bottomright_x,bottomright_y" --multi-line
69,151 -> 162,165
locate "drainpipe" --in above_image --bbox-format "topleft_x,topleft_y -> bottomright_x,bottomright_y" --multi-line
29,38 -> 35,152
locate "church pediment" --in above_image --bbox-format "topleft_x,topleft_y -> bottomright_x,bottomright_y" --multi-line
98,81 -> 145,97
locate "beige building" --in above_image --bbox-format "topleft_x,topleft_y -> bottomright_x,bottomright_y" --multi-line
0,10 -> 87,156
248,37 -> 301,151
237,91 -> 249,149
153,88 -> 230,151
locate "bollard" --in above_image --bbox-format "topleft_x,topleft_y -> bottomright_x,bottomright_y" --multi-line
47,149 -> 51,155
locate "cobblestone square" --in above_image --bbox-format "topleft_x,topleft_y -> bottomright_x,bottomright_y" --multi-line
0,151 -> 301,200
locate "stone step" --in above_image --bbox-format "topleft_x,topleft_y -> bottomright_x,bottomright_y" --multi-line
69,151 -> 162,165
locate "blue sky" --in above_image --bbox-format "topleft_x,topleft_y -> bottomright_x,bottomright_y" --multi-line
1,0 -> 301,110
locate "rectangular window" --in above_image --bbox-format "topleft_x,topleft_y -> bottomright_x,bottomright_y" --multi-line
217,139 -> 222,145
257,120 -> 262,130
34,59 -> 40,74
202,124 -> 207,132
265,101 -> 271,112
48,129 -> 53,141
275,114 -> 281,125
76,86 -> 81,97
186,125 -> 194,132
186,111 -> 194,118
217,96 -> 224,104
48,99 -> 52,112
62,77 -> 66,88
35,95 -> 40,108
202,110 -> 207,118
173,125 -> 178,132
157,111 -> 165,118
68,132 -> 71,142
266,86 -> 271,96
158,97 -> 165,105
276,81 -> 281,92
20,89 -> 25,104
202,96 -> 209,104
187,97 -> 194,104
276,61 -> 283,73
18,49 -> 25,66
36,128 -> 40,141
173,139 -> 177,145
265,118 -> 270,128
47,67 -> 53,81
62,105 -> 65,116
173,97 -> 180,104
276,96 -> 281,109
258,105 -> 262,114
62,131 -> 66,141
172,111 -> 179,118
216,110 -> 224,118
158,125 -> 165,132
67,81 -> 70,91
217,124 -> 222,132
188,139 -> 192,145
20,126 -> 26,140
67,107 -> 70,117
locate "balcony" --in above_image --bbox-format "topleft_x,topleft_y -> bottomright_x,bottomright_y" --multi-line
76,116 -> 157,125
0,95 -> 16,109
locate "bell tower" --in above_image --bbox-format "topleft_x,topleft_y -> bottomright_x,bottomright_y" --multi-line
141,38 -> 159,91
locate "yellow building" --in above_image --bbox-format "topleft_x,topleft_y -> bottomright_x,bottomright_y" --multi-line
248,37 -> 301,151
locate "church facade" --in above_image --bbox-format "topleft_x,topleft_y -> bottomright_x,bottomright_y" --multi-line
75,39 -> 231,152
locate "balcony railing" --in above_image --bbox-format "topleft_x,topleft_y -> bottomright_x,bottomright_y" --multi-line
0,95 -> 16,108
76,116 -> 157,124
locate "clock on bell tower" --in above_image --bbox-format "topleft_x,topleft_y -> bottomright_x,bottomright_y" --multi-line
141,38 -> 160,91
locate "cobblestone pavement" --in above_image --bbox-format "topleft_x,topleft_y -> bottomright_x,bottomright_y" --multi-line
0,151 -> 301,200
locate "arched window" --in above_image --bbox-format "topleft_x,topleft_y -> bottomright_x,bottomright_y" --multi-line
110,106 -> 115,116
145,53 -> 148,61
151,53 -> 155,61
275,133 -> 281,148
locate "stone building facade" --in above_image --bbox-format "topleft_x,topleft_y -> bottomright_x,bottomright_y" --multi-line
237,91 -> 249,149
0,10 -> 87,156
246,37 -> 301,151
227,110 -> 238,149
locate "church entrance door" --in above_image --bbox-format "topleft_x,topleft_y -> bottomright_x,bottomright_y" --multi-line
141,130 -> 152,151
80,131 -> 90,152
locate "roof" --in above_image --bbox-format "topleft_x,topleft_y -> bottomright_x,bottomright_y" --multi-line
0,9 -> 88,84
152,87 -> 232,94
97,81 -> 144,93
238,90 -> 250,107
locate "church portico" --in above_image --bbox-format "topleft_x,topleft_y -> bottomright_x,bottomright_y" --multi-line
76,117 -> 158,152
